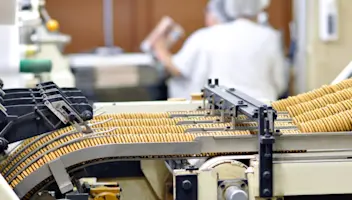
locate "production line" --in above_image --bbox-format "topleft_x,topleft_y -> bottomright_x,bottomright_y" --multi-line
2,79 -> 352,200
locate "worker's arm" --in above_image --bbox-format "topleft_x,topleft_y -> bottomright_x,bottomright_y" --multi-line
153,39 -> 182,77
153,30 -> 204,78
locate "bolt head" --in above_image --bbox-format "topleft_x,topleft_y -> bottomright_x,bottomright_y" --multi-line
182,180 -> 192,190
263,171 -> 271,179
81,110 -> 93,120
263,188 -> 271,196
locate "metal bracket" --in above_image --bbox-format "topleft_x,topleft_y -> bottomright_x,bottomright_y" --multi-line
176,120 -> 216,125
258,106 -> 275,198
41,90 -> 93,134
48,158 -> 74,194
202,79 -> 276,198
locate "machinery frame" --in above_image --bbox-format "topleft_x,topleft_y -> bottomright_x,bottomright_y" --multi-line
4,79 -> 352,200
174,152 -> 352,200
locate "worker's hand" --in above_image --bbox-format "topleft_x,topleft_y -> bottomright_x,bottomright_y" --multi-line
153,37 -> 169,62
152,37 -> 182,77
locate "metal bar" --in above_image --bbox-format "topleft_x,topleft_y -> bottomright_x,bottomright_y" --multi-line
48,158 -> 73,194
258,107 -> 274,198
203,83 -> 266,119
103,0 -> 114,47
185,126 -> 297,133
176,120 -> 216,125
220,109 -> 225,122
170,114 -> 206,118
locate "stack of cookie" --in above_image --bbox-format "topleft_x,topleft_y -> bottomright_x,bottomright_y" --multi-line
272,79 -> 352,133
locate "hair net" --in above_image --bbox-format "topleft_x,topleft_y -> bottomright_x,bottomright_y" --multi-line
207,0 -> 266,22
207,0 -> 235,22
224,0 -> 263,18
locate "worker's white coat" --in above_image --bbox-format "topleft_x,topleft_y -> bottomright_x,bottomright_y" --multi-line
168,19 -> 287,101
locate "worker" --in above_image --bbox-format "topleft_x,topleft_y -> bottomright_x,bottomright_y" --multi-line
205,0 -> 234,27
152,0 -> 287,102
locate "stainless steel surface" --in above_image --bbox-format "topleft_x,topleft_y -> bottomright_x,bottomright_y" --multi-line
47,158 -> 73,194
94,100 -> 202,113
185,126 -> 298,133
195,132 -> 352,153
224,186 -> 248,200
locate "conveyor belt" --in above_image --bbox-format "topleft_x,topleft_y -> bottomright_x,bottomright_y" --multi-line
0,113 -> 294,175
4,78 -> 352,199
12,130 -> 352,200
2,98 -> 349,200
1,120 -> 297,185
0,109 -> 299,197
8,131 -> 250,188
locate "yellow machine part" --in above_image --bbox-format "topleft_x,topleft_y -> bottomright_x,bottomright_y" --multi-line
94,193 -> 119,200
91,186 -> 121,200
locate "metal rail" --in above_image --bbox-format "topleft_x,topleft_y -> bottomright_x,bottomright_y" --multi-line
13,132 -> 352,198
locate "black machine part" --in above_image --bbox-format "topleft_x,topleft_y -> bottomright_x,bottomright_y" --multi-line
30,191 -> 56,200
175,174 -> 198,200
65,192 -> 89,200
0,81 -> 93,154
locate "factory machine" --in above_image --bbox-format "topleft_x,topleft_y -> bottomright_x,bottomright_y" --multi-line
0,0 -> 74,89
3,78 -> 352,200
19,0 -> 75,88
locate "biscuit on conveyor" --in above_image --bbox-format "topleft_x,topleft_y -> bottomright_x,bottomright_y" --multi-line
297,109 -> 352,133
272,79 -> 352,112
279,129 -> 301,134
293,99 -> 352,124
287,88 -> 352,117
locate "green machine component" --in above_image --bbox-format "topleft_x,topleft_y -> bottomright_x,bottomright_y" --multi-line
20,59 -> 52,73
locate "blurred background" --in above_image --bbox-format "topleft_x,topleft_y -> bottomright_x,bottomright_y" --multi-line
1,0 -> 352,103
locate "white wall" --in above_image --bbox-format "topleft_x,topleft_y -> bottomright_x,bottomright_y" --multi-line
296,0 -> 352,91
0,0 -> 17,25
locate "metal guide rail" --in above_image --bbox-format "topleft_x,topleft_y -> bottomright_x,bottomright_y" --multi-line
0,81 -> 93,154
12,131 -> 352,199
203,79 -> 276,198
